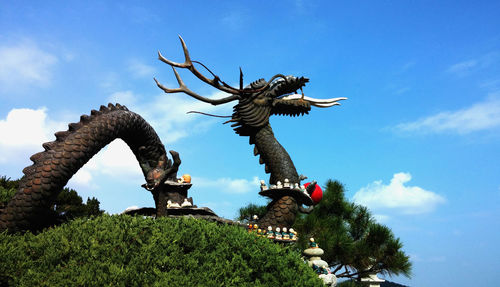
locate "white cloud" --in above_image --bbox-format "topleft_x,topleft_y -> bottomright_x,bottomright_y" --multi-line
400,61 -> 416,72
0,108 -> 49,148
480,78 -> 500,91
99,72 -> 120,90
0,41 -> 58,91
194,176 -> 260,194
394,86 -> 410,95
447,52 -> 499,76
353,172 -> 445,214
67,139 -> 144,190
0,107 -> 144,187
108,90 -> 137,106
70,169 -> 93,186
409,254 -> 422,262
447,60 -> 477,75
86,139 -> 143,177
394,96 -> 500,135
0,108 -> 66,162
127,59 -> 156,78
2,86 -> 236,193
373,214 -> 390,223
109,89 -> 233,144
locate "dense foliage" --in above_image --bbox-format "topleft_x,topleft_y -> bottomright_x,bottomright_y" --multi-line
294,180 -> 411,278
237,203 -> 268,223
0,176 -> 19,209
0,215 -> 323,286
237,179 -> 412,279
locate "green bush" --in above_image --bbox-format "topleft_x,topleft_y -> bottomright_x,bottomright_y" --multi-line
0,185 -> 16,207
0,176 -> 19,208
0,215 -> 323,286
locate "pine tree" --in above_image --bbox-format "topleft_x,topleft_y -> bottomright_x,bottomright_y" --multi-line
236,203 -> 268,223
295,180 -> 411,279
237,179 -> 412,279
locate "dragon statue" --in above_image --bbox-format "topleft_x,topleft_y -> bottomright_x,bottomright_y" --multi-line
0,36 -> 345,233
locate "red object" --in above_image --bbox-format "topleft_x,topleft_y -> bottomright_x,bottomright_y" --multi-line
304,182 -> 323,204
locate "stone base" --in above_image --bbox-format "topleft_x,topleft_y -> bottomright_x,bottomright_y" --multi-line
123,206 -> 217,217
122,206 -> 243,226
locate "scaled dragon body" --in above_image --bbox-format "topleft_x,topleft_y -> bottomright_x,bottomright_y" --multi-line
0,37 -> 345,233
0,104 -> 177,232
154,37 -> 346,228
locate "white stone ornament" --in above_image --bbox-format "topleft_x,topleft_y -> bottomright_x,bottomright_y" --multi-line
181,198 -> 192,207
303,239 -> 336,286
275,227 -> 282,240
260,180 -> 268,191
360,267 -> 385,287
284,178 -> 290,188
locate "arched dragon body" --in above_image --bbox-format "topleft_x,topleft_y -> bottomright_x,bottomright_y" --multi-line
0,37 -> 345,233
0,104 -> 173,233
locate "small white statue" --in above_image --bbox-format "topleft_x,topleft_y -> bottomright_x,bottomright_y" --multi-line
275,227 -> 282,240
181,198 -> 192,207
282,227 -> 290,240
276,181 -> 283,188
284,178 -> 290,188
289,228 -> 297,241
260,180 -> 268,191
267,226 -> 275,239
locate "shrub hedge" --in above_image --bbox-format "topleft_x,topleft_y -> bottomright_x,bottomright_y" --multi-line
0,215 -> 323,286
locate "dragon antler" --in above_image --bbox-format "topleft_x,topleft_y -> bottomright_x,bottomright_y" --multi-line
154,35 -> 240,105
154,36 -> 293,105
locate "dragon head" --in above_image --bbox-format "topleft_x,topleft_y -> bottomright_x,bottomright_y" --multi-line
153,35 -> 346,134
230,75 -> 345,135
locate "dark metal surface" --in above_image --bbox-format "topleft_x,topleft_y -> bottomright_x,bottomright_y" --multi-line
154,37 -> 329,228
0,37 -> 344,233
0,104 -> 168,233
259,188 -> 314,206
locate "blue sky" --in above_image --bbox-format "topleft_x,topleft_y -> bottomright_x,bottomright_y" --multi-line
1,1 -> 499,286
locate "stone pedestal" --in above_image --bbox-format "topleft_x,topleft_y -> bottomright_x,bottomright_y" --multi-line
360,272 -> 385,287
303,246 -> 337,286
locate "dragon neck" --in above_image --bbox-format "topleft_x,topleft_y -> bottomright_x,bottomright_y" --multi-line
251,124 -> 299,185
249,124 -> 300,228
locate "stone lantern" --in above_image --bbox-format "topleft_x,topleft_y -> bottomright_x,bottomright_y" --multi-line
303,238 -> 337,286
